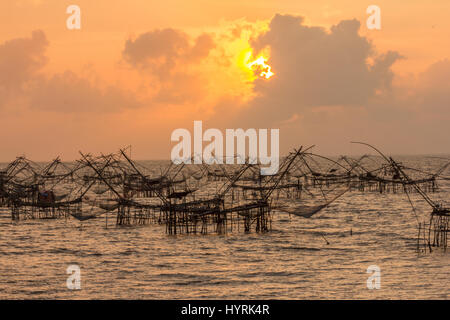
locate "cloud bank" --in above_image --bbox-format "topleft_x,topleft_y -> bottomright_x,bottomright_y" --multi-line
0,14 -> 449,159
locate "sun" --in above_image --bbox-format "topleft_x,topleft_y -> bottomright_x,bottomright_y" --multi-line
239,48 -> 274,80
246,56 -> 274,79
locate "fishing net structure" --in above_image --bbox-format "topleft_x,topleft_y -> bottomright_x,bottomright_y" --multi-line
350,142 -> 449,252
0,143 -> 448,249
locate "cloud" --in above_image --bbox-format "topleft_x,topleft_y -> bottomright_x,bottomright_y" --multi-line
122,28 -> 215,79
121,28 -> 220,106
29,71 -> 142,113
1,17 -> 448,158
0,30 -> 48,104
206,14 -> 450,154
0,31 -> 141,113
187,33 -> 216,63
414,59 -> 450,116
238,14 -> 402,125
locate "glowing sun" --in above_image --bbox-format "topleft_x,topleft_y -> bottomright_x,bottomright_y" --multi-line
241,49 -> 274,80
247,56 -> 274,79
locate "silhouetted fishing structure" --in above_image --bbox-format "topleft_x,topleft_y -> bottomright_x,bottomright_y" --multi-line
351,142 -> 449,252
0,143 -> 448,251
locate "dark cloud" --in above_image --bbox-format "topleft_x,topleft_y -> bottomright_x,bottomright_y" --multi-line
0,30 -> 48,107
207,14 -> 449,154
0,31 -> 141,113
188,33 -> 215,62
29,71 -> 141,113
415,59 -> 450,115
122,28 -> 215,79
241,14 -> 402,125
153,72 -> 207,104
123,29 -> 190,68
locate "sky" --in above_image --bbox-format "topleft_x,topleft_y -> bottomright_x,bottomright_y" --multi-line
0,0 -> 449,160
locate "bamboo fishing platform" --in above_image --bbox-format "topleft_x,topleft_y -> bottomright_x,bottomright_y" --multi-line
0,144 -> 448,251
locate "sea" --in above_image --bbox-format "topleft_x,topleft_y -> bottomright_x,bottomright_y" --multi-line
0,155 -> 448,299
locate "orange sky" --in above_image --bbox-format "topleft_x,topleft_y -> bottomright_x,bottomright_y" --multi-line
0,1 -> 449,160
